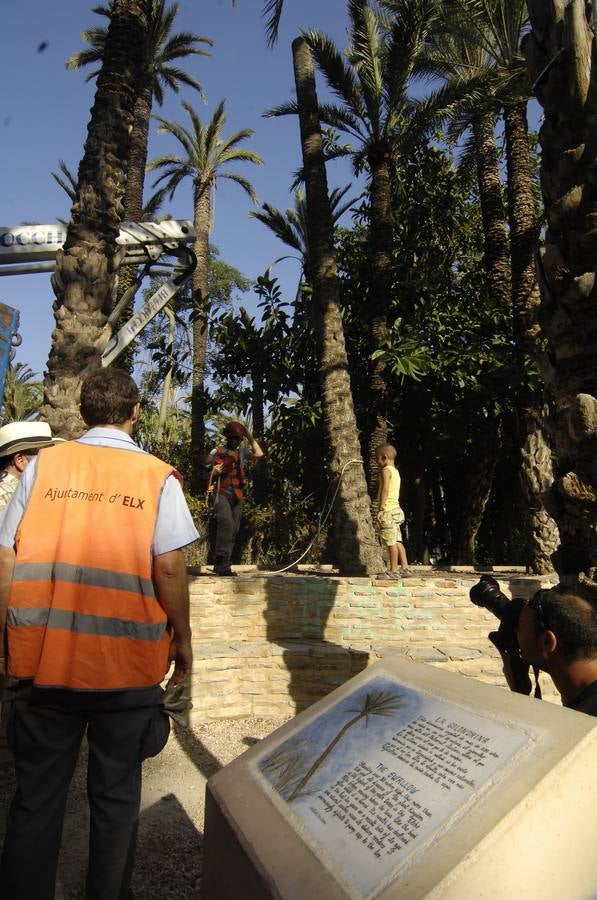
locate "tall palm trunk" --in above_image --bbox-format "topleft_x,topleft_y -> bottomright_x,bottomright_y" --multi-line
523,0 -> 597,590
397,384 -> 432,563
504,102 -> 540,347
364,150 -> 394,492
504,101 -> 559,573
113,78 -> 154,372
292,36 -> 383,576
42,0 -> 149,436
445,421 -> 501,564
472,112 -> 511,312
190,185 -> 211,492
124,80 -> 153,223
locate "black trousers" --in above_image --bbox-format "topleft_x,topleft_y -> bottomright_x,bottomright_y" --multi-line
214,494 -> 243,570
0,683 -> 169,900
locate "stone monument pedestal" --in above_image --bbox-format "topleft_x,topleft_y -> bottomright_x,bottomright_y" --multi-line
203,655 -> 597,899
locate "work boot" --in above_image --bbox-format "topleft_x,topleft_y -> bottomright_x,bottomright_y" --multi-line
214,554 -> 236,576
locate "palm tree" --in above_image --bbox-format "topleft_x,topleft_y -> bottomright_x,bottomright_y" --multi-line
2,364 -> 44,424
287,689 -> 403,802
270,0 -> 438,488
67,2 -> 211,368
148,100 -> 263,490
67,0 -> 211,224
414,11 -> 512,313
289,36 -> 383,576
42,0 -> 149,435
523,2 -> 597,591
250,185 -> 359,514
417,0 -> 558,572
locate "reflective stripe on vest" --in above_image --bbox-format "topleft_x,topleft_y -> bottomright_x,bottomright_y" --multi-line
7,606 -> 165,641
12,561 -> 155,598
7,441 -> 180,690
214,447 -> 245,500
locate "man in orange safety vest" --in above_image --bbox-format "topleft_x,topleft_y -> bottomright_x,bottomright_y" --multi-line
0,368 -> 199,900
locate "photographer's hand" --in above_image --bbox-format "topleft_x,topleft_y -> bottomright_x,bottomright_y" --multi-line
499,650 -> 519,692
498,647 -> 532,695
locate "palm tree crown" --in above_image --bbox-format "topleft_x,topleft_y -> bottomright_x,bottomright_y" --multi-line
66,0 -> 211,105
250,184 -> 357,278
267,0 -> 437,171
148,100 -> 263,204
413,0 -> 530,127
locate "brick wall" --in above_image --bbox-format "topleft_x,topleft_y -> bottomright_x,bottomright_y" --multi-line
188,570 -> 558,722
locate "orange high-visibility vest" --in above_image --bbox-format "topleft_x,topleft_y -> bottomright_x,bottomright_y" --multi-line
213,447 -> 245,500
7,440 -> 180,691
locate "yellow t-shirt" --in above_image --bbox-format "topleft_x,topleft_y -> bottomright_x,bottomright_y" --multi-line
378,465 -> 400,511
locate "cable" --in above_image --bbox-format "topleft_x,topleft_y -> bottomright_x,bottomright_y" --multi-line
266,458 -> 363,575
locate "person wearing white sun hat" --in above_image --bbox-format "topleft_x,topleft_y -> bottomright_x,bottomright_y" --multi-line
0,421 -> 62,510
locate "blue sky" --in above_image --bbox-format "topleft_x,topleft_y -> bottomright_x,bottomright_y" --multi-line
0,0 -> 356,376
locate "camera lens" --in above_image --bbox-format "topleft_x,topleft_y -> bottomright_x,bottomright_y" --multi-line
469,576 -> 511,621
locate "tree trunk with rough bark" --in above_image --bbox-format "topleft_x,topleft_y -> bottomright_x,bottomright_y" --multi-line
445,421 -> 501,565
364,151 -> 393,493
124,80 -> 152,224
112,79 -> 154,372
190,184 -> 211,492
472,112 -> 511,312
396,384 -> 431,564
292,36 -> 383,576
523,0 -> 597,594
504,100 -> 559,573
42,0 -> 149,436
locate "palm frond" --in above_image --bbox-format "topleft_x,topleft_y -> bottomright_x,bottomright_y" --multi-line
262,0 -> 285,48
51,159 -> 78,202
303,29 -> 365,118
219,172 -> 259,204
264,100 -> 299,119
251,205 -> 304,254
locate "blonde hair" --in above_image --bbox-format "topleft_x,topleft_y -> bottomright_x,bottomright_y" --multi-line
376,443 -> 396,460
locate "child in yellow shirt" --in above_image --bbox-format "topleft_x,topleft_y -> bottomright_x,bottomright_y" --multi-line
375,443 -> 410,580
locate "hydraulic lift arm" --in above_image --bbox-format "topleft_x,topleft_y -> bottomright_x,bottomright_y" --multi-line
0,220 -> 197,367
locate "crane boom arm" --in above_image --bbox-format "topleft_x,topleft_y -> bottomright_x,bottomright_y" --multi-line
0,219 -> 197,367
0,219 -> 195,268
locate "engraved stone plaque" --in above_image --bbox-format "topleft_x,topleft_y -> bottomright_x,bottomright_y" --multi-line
253,674 -> 531,898
203,655 -> 597,900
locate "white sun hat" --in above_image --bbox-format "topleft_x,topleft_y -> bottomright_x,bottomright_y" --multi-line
0,421 -> 62,457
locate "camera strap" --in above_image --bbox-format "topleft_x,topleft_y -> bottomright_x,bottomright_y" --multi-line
532,665 -> 542,699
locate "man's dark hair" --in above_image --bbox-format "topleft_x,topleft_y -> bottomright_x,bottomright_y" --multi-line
80,369 -> 140,427
534,589 -> 597,662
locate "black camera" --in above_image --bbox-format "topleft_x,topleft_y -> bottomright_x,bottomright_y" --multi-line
469,575 -> 532,695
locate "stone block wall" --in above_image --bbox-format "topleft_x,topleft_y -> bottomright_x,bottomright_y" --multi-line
187,571 -> 558,722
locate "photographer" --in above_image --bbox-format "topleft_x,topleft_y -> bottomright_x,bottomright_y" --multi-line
514,589 -> 597,715
471,577 -> 597,716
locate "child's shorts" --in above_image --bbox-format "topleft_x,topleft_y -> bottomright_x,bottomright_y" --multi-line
379,507 -> 404,546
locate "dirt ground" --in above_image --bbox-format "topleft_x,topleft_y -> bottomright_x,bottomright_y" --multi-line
0,716 -> 287,899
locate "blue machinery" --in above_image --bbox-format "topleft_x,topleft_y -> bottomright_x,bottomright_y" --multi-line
0,301 -> 20,404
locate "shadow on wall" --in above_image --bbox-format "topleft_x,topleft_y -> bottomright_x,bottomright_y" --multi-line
264,575 -> 370,715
